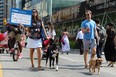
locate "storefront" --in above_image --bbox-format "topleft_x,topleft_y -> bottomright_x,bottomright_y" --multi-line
53,0 -> 116,38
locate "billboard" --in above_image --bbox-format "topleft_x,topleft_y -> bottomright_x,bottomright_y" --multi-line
86,0 -> 116,14
10,8 -> 32,26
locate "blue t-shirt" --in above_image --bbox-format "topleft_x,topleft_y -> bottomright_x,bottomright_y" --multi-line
81,19 -> 96,40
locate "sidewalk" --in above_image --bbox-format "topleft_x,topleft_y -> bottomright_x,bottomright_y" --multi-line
59,49 -> 116,76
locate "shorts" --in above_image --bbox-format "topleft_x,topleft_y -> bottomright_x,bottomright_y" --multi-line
83,39 -> 96,51
9,31 -> 21,42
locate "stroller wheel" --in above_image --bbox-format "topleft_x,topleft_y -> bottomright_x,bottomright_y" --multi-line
2,49 -> 4,53
6,50 -> 9,54
0,49 -> 1,53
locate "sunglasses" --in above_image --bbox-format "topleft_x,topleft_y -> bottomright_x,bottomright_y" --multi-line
85,13 -> 91,16
33,10 -> 37,13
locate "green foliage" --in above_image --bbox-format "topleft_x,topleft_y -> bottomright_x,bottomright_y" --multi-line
69,40 -> 76,49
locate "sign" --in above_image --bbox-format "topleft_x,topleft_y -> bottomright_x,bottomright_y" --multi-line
10,8 -> 32,26
57,5 -> 80,22
86,0 -> 116,14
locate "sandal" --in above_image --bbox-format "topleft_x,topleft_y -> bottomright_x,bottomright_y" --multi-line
29,67 -> 34,70
38,66 -> 44,71
85,65 -> 89,69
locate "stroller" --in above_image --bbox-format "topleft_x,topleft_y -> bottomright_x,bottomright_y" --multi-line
42,39 -> 50,59
42,38 -> 59,60
0,32 -> 9,53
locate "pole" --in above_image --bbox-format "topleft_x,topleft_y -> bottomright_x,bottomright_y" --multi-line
4,2 -> 14,19
49,0 -> 52,22
4,3 -> 14,8
40,0 -> 43,20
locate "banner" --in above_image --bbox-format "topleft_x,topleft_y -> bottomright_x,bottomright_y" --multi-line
10,8 -> 32,26
86,0 -> 116,14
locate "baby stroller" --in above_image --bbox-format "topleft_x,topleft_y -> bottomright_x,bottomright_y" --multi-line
42,39 -> 50,59
0,32 -> 9,53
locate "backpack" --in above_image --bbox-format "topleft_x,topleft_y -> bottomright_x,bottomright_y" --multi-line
97,26 -> 106,43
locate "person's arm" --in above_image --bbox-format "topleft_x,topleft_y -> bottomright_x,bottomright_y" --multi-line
81,22 -> 90,33
81,27 -> 90,33
95,28 -> 99,39
41,21 -> 48,38
114,33 -> 116,48
75,32 -> 79,41
19,23 -> 25,29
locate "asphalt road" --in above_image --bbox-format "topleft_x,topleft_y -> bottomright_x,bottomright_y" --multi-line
0,48 -> 116,77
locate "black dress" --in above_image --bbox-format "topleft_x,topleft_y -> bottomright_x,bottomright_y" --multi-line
104,29 -> 116,62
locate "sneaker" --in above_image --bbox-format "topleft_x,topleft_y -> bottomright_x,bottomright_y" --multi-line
56,65 -> 58,71
10,48 -> 14,54
19,53 -> 23,58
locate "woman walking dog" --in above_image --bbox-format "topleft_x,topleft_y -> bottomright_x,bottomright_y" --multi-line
26,9 -> 47,70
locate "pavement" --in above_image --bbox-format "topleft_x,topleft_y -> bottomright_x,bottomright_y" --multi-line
60,49 -> 116,76
0,48 -> 116,77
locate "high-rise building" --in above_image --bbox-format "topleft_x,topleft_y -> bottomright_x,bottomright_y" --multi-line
24,0 -> 85,17
3,0 -> 25,24
0,0 -> 4,28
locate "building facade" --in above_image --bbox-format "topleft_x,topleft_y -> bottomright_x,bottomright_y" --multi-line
1,0 -> 25,32
0,0 -> 4,28
52,0 -> 116,37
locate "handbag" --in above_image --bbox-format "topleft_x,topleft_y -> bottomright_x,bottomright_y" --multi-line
60,38 -> 65,45
60,38 -> 64,42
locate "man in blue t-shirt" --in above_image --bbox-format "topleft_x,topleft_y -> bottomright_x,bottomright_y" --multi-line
81,10 -> 99,68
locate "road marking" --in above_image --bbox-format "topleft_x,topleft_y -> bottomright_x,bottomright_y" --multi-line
0,63 -> 3,77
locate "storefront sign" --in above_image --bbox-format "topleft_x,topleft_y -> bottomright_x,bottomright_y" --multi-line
57,5 -> 80,22
87,0 -> 116,14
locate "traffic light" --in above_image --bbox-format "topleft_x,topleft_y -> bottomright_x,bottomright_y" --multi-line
3,18 -> 7,25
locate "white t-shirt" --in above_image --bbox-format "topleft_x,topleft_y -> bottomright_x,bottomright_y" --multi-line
76,30 -> 83,40
48,29 -> 56,39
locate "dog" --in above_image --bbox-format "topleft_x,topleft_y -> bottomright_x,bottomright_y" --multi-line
45,38 -> 59,71
89,58 -> 102,74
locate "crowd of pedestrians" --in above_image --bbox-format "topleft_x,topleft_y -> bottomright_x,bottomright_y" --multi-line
1,8 -> 116,72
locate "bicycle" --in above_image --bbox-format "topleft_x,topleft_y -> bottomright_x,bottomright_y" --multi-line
12,41 -> 20,61
8,37 -> 21,61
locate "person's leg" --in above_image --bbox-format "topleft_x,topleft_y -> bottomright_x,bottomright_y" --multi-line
91,39 -> 97,58
96,45 -> 101,58
78,39 -> 82,55
83,40 -> 89,68
80,39 -> 83,55
30,48 -> 34,67
99,41 -> 103,56
49,56 -> 52,68
16,34 -> 23,58
36,47 -> 43,69
9,31 -> 15,49
84,50 -> 88,68
16,34 -> 22,53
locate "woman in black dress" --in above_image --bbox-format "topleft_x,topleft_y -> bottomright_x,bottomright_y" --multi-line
104,23 -> 116,67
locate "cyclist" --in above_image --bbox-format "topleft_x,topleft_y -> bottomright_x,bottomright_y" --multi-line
6,23 -> 25,58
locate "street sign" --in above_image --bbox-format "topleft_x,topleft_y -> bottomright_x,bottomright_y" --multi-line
9,8 -> 32,27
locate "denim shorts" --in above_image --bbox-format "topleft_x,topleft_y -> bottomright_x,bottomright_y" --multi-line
83,39 -> 96,51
